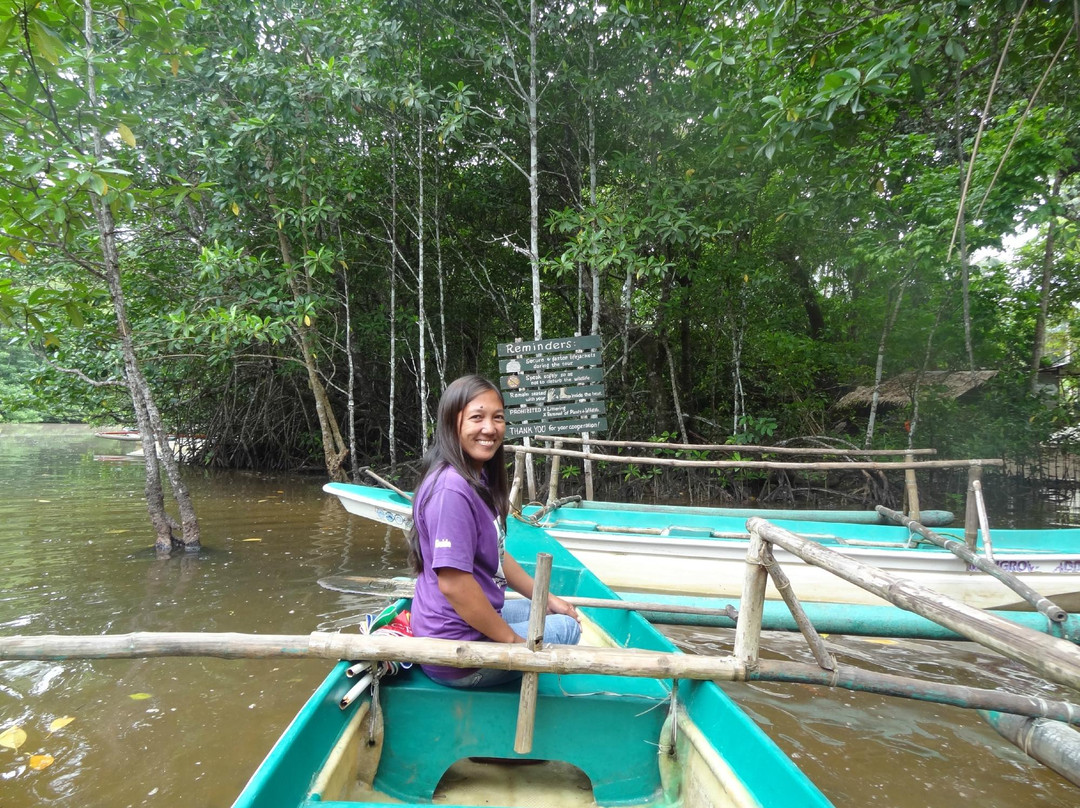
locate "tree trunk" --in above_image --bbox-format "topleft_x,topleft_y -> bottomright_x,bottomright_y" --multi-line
864,279 -> 907,449
389,134 -> 399,468
527,0 -> 542,341
271,207 -> 348,481
587,37 -> 601,338
342,257 -> 359,483
664,336 -> 689,444
954,68 -> 976,373
779,247 -> 825,339
1030,171 -> 1063,394
85,0 -> 198,552
416,94 -> 429,454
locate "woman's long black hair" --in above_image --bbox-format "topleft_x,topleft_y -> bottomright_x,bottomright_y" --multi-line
407,375 -> 509,573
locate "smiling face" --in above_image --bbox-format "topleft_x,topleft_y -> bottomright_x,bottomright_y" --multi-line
456,388 -> 506,472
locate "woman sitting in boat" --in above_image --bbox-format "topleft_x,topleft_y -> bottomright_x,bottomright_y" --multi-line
408,374 -> 581,687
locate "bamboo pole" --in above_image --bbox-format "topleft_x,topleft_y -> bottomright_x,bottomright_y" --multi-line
4,632 -> 1080,725
315,575 -> 738,619
588,523 -> 836,541
510,452 -> 524,512
515,553 -> 551,754
546,441 -> 562,506
903,451 -> 921,523
537,436 -> 938,456
980,710 -> 1080,787
581,431 -> 595,500
524,438 -> 537,502
875,505 -> 1068,623
734,530 -> 767,669
760,544 -> 836,671
965,464 -> 982,549
507,444 -> 1002,472
752,662 -> 1080,725
972,479 -> 995,561
363,469 -> 412,501
747,517 -> 1080,692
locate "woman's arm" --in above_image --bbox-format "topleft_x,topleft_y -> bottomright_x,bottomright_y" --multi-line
502,553 -> 580,622
436,567 -> 524,643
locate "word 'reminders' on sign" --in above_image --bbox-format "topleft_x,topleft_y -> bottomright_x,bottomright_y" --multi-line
497,335 -> 608,439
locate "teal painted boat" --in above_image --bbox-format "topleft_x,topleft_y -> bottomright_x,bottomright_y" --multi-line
323,483 -> 1080,611
234,505 -> 833,808
545,497 -> 956,527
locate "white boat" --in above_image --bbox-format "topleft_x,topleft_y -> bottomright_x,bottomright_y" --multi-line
323,483 -> 1080,611
95,428 -> 205,461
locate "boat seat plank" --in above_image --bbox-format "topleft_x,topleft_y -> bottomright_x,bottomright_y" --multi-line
372,664 -> 670,806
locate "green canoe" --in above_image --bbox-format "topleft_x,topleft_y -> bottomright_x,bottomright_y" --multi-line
233,515 -> 832,808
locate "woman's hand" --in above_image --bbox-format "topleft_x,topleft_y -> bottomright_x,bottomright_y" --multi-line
547,594 -> 580,623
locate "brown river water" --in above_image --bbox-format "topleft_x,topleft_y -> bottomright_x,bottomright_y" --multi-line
0,424 -> 1078,807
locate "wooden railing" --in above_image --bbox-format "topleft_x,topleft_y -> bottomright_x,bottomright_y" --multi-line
506,439 -> 1004,543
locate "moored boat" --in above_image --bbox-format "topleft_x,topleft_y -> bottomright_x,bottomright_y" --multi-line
94,428 -> 205,460
234,506 -> 832,808
545,497 -> 956,526
93,428 -> 143,441
323,482 -> 1080,611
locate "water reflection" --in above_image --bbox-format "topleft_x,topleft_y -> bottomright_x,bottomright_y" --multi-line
1,426 -> 1079,806
0,425 -> 412,807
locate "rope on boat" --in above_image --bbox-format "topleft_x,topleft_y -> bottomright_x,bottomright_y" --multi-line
516,495 -> 583,524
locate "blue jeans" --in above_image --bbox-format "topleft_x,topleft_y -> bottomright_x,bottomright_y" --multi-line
433,599 -> 581,689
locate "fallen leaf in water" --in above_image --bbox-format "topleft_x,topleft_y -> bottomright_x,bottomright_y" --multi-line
37,500 -> 51,503
859,638 -> 897,645
48,717 -> 75,733
257,499 -> 268,503
104,529 -> 130,534
242,538 -> 261,542
129,693 -> 152,700
28,754 -> 54,770
0,726 -> 27,752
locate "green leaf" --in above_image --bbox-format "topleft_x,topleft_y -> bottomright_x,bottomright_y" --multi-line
29,17 -> 64,66
944,39 -> 966,61
0,16 -> 16,49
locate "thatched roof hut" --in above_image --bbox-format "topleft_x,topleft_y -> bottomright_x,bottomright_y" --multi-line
835,370 -> 999,409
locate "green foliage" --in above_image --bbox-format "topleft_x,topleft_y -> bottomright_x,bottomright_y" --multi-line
0,341 -> 49,422
0,0 -> 1077,471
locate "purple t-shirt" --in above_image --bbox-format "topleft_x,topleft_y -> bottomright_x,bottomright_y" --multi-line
411,466 -> 507,679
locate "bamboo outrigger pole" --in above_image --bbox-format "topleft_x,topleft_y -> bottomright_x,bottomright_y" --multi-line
875,505 -> 1068,623
747,517 -> 1080,693
2,631 -> 1080,725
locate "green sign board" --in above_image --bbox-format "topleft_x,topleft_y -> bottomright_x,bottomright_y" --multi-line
506,400 -> 606,424
506,417 -> 608,439
497,334 -> 601,357
500,366 -> 604,389
499,349 -> 602,374
503,384 -> 606,407
498,334 -> 607,438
